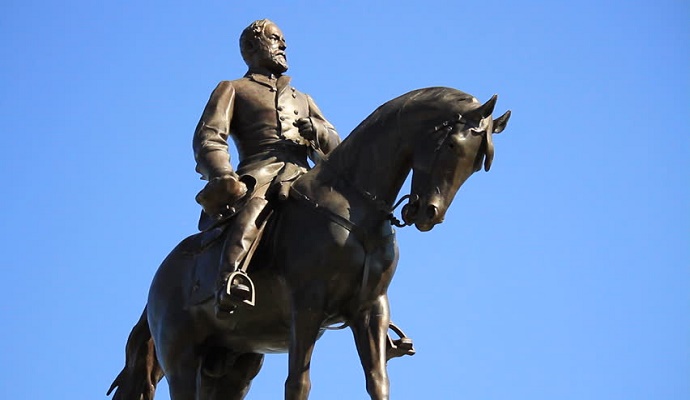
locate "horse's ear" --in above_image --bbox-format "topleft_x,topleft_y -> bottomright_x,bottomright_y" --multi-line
480,94 -> 498,118
492,110 -> 511,133
466,94 -> 498,120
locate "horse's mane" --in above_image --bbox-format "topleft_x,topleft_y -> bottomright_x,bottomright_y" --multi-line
331,87 -> 476,157
348,87 -> 474,143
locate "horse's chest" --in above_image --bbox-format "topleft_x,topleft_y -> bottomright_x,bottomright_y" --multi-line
323,228 -> 398,305
280,198 -> 398,302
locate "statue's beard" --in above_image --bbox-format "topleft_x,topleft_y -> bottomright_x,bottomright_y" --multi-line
251,47 -> 289,74
269,53 -> 288,73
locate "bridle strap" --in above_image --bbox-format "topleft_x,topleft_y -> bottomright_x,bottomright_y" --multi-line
313,112 -> 468,229
319,158 -> 414,228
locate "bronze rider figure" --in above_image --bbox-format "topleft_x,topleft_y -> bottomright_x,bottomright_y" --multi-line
193,19 -> 339,315
192,19 -> 413,358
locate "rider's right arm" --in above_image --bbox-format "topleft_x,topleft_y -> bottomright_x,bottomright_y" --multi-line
193,81 -> 236,181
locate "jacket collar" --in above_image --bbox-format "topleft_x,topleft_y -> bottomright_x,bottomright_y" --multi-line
245,70 -> 291,92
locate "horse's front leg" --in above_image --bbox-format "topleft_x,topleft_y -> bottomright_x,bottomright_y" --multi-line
285,287 -> 326,400
351,294 -> 390,400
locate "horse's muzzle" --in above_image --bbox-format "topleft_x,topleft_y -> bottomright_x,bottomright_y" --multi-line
401,195 -> 444,232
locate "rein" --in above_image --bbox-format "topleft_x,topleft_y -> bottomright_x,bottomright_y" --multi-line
289,184 -> 395,331
314,112 -> 469,228
289,160 -> 407,329
287,112 -> 470,329
289,166 -> 404,330
319,157 -> 413,228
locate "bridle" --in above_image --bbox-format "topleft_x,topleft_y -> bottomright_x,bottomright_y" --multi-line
318,158 -> 413,228
286,112 -> 473,327
315,113 -> 471,228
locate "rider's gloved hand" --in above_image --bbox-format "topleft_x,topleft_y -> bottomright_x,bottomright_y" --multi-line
294,117 -> 316,141
195,174 -> 248,217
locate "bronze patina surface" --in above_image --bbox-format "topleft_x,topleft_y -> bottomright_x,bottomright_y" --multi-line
109,19 -> 510,400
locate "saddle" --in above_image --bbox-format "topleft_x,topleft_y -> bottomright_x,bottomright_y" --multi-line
188,198 -> 275,307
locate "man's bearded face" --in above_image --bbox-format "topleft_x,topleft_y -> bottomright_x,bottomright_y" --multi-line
252,23 -> 288,74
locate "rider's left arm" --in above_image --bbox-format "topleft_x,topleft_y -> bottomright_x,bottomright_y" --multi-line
306,95 -> 341,155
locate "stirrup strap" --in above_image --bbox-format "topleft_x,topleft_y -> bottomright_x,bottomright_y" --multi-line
237,209 -> 273,274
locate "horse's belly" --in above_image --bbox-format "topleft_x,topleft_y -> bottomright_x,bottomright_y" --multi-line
207,271 -> 293,354
225,329 -> 291,354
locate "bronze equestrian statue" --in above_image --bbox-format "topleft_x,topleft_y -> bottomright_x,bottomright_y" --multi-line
109,19 -> 510,400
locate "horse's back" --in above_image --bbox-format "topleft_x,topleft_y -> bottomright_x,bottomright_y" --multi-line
149,229 -> 221,299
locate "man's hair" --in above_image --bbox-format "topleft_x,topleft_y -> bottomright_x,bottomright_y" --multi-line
239,19 -> 273,66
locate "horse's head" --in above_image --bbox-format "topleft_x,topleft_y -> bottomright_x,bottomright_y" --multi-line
402,94 -> 511,231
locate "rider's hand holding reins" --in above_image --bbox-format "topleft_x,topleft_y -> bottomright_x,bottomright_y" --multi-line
195,174 -> 248,218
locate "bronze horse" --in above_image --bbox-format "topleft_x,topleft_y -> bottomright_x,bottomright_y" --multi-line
108,87 -> 510,400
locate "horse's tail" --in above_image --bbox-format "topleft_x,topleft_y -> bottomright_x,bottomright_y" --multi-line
107,307 -> 163,400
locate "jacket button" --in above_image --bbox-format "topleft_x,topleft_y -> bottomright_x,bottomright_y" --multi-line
294,110 -> 299,115
277,106 -> 283,111
279,116 -> 286,121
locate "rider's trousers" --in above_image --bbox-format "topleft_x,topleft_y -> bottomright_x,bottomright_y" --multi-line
217,196 -> 270,287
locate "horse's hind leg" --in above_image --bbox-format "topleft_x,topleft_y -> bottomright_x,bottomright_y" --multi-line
198,349 -> 264,400
351,294 -> 391,400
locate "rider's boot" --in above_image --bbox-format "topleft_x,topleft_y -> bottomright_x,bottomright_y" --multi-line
215,197 -> 269,318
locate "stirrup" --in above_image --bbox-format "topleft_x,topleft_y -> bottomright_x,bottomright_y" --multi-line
225,270 -> 256,307
386,322 -> 415,361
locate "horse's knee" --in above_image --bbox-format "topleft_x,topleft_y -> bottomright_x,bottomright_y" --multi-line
365,370 -> 389,399
285,373 -> 311,399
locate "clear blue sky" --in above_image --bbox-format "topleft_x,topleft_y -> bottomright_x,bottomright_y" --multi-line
1,1 -> 688,399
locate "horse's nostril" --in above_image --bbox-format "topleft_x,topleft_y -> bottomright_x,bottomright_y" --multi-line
402,203 -> 419,225
426,205 -> 438,220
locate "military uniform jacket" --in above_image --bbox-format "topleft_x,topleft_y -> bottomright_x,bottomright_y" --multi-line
193,72 -> 340,192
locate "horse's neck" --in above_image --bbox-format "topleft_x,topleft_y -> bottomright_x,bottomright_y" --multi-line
327,122 -> 413,212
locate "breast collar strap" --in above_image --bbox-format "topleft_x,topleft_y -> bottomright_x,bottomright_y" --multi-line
319,158 -> 412,228
289,184 -> 394,312
288,185 -> 392,252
